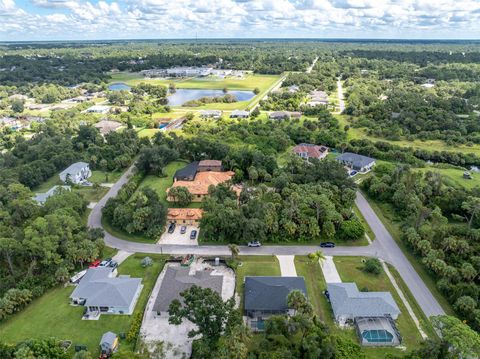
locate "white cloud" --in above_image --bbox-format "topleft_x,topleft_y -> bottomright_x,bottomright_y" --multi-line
0,0 -> 479,39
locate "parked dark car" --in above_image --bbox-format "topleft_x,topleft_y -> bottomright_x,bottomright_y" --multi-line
180,226 -> 187,234
109,260 -> 118,268
190,230 -> 198,240
168,223 -> 176,233
320,242 -> 335,248
247,241 -> 262,247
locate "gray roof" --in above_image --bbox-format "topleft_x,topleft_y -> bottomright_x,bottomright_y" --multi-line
70,267 -> 142,307
269,111 -> 290,119
200,110 -> 222,116
33,185 -> 71,204
59,162 -> 89,182
153,266 -> 223,312
244,276 -> 307,312
100,332 -> 117,347
336,152 -> 375,169
174,161 -> 199,181
327,283 -> 400,318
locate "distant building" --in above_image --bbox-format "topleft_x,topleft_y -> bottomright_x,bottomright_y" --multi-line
70,267 -> 143,317
269,111 -> 290,120
33,185 -> 71,205
59,162 -> 91,184
336,152 -> 376,173
293,143 -> 328,160
167,208 -> 203,226
200,110 -> 222,119
230,110 -> 250,119
94,120 -> 122,135
327,283 -> 400,325
83,105 -> 111,114
307,90 -> 329,107
244,276 -> 307,331
287,85 -> 300,93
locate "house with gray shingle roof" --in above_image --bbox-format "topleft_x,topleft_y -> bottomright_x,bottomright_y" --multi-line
327,283 -> 400,325
153,266 -> 223,314
33,185 -> 71,205
59,162 -> 91,184
244,276 -> 307,327
70,267 -> 143,317
336,152 -> 376,173
230,110 -> 250,118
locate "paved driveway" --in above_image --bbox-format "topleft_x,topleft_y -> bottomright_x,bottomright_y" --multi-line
159,226 -> 199,245
88,165 -> 445,319
276,255 -> 297,276
320,256 -> 341,283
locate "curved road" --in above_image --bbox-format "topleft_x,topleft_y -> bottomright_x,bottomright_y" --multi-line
88,165 -> 445,318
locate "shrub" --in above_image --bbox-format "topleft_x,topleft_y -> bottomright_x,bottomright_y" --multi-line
338,219 -> 365,241
126,312 -> 143,343
363,258 -> 382,275
141,257 -> 153,268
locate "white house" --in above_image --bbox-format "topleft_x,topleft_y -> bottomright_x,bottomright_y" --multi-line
59,162 -> 91,184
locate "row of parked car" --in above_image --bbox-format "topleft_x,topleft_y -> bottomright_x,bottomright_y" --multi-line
167,223 -> 198,240
246,241 -> 336,248
89,257 -> 118,269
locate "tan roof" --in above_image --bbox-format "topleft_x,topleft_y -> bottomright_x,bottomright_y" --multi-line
168,171 -> 235,195
94,120 -> 122,135
167,208 -> 203,221
198,160 -> 222,167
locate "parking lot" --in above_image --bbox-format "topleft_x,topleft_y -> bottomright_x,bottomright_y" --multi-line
158,225 -> 199,245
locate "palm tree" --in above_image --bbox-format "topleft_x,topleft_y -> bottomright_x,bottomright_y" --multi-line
308,250 -> 326,264
228,244 -> 239,261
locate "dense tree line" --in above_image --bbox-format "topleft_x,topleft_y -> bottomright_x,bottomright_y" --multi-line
363,165 -> 480,331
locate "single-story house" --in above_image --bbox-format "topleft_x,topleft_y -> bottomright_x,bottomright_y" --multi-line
197,159 -> 223,172
153,266 -> 223,315
230,110 -> 250,119
355,316 -> 401,347
33,185 -> 71,204
167,208 -> 203,225
327,283 -> 400,325
70,267 -> 143,317
287,85 -> 300,93
269,111 -> 290,120
200,110 -> 222,119
100,332 -> 119,356
83,105 -> 111,114
244,276 -> 307,330
293,143 -> 328,160
59,162 -> 91,184
336,152 -> 376,173
94,120 -> 122,135
307,90 -> 329,107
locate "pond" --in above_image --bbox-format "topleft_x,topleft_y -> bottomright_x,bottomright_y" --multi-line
108,82 -> 131,91
167,89 -> 255,106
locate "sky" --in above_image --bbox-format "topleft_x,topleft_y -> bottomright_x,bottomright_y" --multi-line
1,0 -> 480,41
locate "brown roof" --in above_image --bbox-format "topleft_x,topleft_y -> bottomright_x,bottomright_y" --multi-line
168,171 -> 235,196
167,208 -> 203,221
94,120 -> 122,135
198,160 -> 222,167
293,143 -> 328,159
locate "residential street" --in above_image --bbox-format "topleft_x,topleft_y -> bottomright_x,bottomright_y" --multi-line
88,168 -> 445,319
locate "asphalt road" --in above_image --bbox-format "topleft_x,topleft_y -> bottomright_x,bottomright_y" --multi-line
88,166 -> 445,318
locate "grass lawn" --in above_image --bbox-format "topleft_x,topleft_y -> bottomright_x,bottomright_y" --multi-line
137,160 -> 188,206
414,165 -> 480,190
364,194 -> 455,316
333,256 -> 425,357
137,128 -> 161,138
101,216 -> 154,243
0,254 -> 167,356
235,255 -> 280,310
294,256 -> 333,323
89,170 -> 123,184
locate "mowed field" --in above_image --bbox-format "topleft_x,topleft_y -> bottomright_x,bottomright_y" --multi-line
110,72 -> 280,91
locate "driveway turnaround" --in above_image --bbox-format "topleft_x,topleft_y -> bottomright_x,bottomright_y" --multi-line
276,255 -> 297,276
88,165 -> 445,319
320,256 -> 342,283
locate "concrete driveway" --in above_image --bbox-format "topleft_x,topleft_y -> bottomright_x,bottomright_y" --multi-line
276,255 -> 297,276
320,256 -> 341,283
159,225 -> 199,245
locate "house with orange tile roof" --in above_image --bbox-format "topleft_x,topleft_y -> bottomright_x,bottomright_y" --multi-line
293,143 -> 328,161
167,170 -> 236,202
167,208 -> 203,225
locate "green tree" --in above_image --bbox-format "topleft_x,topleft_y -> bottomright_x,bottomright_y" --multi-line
168,186 -> 193,207
431,315 -> 480,358
338,219 -> 365,241
253,87 -> 260,95
287,290 -> 313,317
10,99 -> 24,113
462,196 -> 480,228
363,258 -> 382,275
228,244 -> 239,261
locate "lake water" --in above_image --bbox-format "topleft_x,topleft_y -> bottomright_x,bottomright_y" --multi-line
108,83 -> 131,91
167,89 -> 255,106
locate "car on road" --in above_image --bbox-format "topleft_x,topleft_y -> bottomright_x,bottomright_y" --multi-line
190,230 -> 198,240
168,223 -> 176,233
320,242 -> 335,248
99,259 -> 111,267
247,241 -> 262,247
180,226 -> 187,234
89,259 -> 101,268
